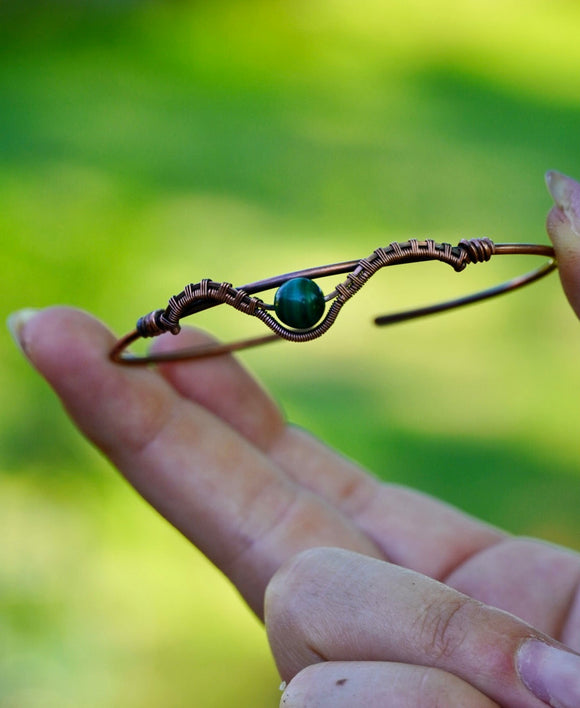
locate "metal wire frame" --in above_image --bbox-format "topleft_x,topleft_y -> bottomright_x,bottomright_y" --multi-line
110,238 -> 556,365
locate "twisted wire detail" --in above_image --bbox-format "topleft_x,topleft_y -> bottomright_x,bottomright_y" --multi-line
111,237 -> 556,365
135,238 -> 499,343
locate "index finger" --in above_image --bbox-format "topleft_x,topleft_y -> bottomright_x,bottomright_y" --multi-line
14,306 -> 381,616
153,327 -> 504,580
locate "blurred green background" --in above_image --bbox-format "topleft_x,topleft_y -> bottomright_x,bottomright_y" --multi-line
2,1 -> 580,705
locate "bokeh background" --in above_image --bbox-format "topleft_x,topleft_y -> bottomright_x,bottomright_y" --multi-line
2,1 -> 580,706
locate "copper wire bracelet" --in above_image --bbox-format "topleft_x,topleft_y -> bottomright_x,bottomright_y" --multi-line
110,238 -> 556,365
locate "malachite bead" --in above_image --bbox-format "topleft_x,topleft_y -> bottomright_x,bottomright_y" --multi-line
274,277 -> 325,329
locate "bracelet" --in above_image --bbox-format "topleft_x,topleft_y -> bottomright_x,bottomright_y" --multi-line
110,238 -> 556,365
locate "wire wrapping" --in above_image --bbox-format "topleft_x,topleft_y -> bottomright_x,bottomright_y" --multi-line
111,238 -> 556,364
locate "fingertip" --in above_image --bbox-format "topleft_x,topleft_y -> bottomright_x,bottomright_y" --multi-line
545,170 -> 580,217
10,306 -> 175,456
545,172 -> 580,320
14,306 -> 116,382
7,307 -> 41,357
545,170 -> 580,244
545,204 -> 579,259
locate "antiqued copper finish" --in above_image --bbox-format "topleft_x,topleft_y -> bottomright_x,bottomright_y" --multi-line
110,238 -> 556,365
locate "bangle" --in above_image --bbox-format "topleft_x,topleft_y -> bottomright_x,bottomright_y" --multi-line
110,238 -> 556,365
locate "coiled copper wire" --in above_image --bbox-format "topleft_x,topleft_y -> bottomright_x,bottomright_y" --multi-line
110,238 -> 556,365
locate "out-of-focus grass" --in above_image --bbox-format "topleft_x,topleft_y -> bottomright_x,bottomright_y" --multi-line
2,1 -> 580,706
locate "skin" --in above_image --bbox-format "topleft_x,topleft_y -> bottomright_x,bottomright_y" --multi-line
11,173 -> 580,706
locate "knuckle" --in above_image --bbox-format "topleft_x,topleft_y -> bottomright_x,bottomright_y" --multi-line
265,547 -> 332,624
265,548 -> 335,677
415,594 -> 472,661
266,547 -> 331,613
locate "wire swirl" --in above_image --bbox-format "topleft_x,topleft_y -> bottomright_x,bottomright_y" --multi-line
111,238 -> 556,364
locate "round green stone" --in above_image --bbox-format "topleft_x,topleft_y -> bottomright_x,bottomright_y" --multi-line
274,277 -> 325,329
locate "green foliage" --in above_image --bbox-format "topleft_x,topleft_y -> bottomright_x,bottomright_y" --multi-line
2,1 -> 580,705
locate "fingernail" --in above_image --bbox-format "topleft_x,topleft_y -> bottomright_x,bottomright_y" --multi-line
7,308 -> 39,356
546,170 -> 580,234
517,638 -> 580,707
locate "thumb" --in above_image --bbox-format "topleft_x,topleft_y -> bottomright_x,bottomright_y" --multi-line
545,170 -> 580,318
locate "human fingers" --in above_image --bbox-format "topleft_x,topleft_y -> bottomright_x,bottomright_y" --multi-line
151,328 -> 286,451
9,307 -> 381,616
545,170 -> 580,317
154,328 -> 504,580
280,661 -> 499,708
265,547 -> 580,707
445,537 -> 580,646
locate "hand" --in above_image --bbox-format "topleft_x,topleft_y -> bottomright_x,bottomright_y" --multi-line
8,171 -> 580,706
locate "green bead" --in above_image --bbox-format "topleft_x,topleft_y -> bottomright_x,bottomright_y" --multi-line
274,277 -> 325,329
